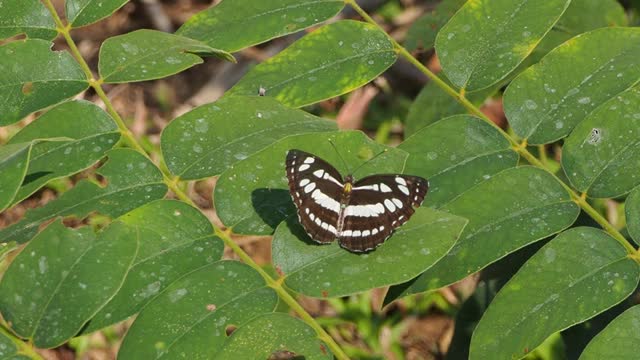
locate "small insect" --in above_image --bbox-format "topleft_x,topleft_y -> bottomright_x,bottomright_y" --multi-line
286,148 -> 428,252
258,86 -> 266,96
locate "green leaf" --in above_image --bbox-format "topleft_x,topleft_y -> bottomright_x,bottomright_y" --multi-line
405,79 -> 495,137
399,115 -> 518,207
272,207 -> 466,298
532,0 -> 627,62
84,200 -> 224,332
404,0 -> 466,52
0,328 -> 20,359
7,100 -> 120,204
435,0 -> 570,91
579,305 -> 640,360
228,20 -> 397,107
0,0 -> 57,40
0,142 -> 33,211
0,149 -> 167,244
177,0 -> 344,53
469,227 -> 640,360
505,28 -> 640,145
0,220 -> 139,348
66,0 -> 129,28
99,29 -> 234,84
0,39 -> 88,126
217,313 -> 332,359
626,186 -> 640,245
214,131 -> 407,235
161,96 -> 336,180
390,166 -> 580,298
562,86 -> 640,198
117,261 -> 278,360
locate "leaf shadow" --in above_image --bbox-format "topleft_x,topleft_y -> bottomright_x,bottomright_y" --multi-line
250,188 -> 296,231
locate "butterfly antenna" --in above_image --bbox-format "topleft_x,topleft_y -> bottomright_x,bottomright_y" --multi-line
328,139 -> 352,173
350,148 -> 389,175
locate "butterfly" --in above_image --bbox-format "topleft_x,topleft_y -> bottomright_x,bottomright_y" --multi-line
286,149 -> 428,252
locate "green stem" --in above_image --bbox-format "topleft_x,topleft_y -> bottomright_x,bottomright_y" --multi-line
345,0 -> 637,256
41,2 -> 350,358
0,326 -> 43,360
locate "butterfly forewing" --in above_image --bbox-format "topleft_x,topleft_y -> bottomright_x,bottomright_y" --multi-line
286,149 -> 344,244
338,175 -> 429,252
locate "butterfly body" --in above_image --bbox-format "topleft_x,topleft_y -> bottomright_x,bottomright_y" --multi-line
286,149 -> 428,252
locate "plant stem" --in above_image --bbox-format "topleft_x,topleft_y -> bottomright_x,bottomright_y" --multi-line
345,0 -> 637,256
0,326 -> 43,360
42,2 -> 350,358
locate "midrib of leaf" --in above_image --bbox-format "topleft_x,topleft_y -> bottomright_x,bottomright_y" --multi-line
102,44 -> 205,80
26,131 -> 119,162
0,79 -> 87,89
263,49 -> 394,93
525,45 -> 640,141
422,148 -> 514,180
585,127 -> 640,195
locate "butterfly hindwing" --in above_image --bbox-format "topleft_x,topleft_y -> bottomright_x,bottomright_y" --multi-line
286,149 -> 344,244
338,175 -> 429,252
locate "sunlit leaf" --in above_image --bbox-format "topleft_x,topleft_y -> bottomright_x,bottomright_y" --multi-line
161,96 -> 336,180
0,39 -> 88,126
99,29 -> 234,83
404,0 -> 466,52
214,131 -> 407,235
436,0 -> 570,91
0,220 -> 139,348
272,207 -> 466,298
470,227 -> 640,359
7,100 -> 120,204
0,149 -> 167,244
562,86 -> 640,198
0,0 -> 56,40
0,142 -> 33,211
117,261 -> 278,360
228,20 -> 397,107
66,0 -> 129,28
399,115 -> 518,207
85,200 -> 224,332
217,313 -> 332,359
505,28 -> 640,145
177,0 -> 344,53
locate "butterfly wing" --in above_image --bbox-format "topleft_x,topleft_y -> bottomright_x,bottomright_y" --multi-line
338,174 -> 428,252
286,149 -> 345,244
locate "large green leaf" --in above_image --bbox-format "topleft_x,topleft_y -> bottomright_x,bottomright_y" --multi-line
117,261 -> 278,360
399,115 -> 518,208
66,0 -> 129,28
0,149 -> 167,244
272,207 -> 466,298
505,28 -> 640,145
216,313 -> 332,359
579,305 -> 640,360
228,20 -> 397,108
0,142 -> 33,211
161,96 -> 336,180
7,100 -> 120,204
0,39 -> 88,126
626,186 -> 640,245
0,220 -> 139,348
99,29 -> 234,83
388,166 -> 580,300
405,80 -> 495,137
214,131 -> 407,235
562,86 -> 640,198
0,0 -> 56,40
177,0 -> 344,53
85,200 -> 223,332
404,0 -> 466,52
470,227 -> 640,360
435,0 -> 570,91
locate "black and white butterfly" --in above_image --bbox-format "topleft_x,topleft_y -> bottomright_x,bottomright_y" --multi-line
286,149 -> 429,252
